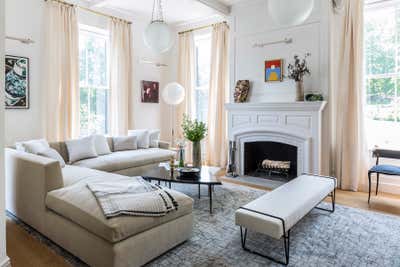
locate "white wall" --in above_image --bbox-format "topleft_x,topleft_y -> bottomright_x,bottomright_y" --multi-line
5,0 -> 45,146
230,0 -> 330,102
4,0 -> 168,146
1,0 -> 9,265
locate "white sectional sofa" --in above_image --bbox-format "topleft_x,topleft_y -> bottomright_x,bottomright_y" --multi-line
6,134 -> 194,267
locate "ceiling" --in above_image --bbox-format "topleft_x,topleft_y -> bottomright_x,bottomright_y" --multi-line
86,0 -> 234,25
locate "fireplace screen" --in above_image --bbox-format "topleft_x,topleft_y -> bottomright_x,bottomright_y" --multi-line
244,141 -> 298,180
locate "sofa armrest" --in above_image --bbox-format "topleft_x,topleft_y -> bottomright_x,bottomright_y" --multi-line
158,141 -> 170,149
5,148 -> 64,232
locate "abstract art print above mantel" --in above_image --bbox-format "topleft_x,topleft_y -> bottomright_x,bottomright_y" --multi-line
265,59 -> 283,82
5,55 -> 29,109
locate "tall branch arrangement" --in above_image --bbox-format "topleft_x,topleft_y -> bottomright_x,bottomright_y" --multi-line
287,53 -> 311,82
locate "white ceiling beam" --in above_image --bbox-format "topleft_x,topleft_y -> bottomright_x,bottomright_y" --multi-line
195,0 -> 231,15
89,0 -> 109,8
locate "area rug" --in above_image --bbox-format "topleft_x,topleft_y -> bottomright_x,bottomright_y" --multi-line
8,182 -> 400,266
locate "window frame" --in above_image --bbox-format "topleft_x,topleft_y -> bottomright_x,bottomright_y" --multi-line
78,24 -> 110,135
193,30 -> 212,123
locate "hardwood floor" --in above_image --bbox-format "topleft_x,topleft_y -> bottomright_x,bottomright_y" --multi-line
5,179 -> 400,267
6,218 -> 71,267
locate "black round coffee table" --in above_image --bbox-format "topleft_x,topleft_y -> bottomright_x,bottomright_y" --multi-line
143,166 -> 222,214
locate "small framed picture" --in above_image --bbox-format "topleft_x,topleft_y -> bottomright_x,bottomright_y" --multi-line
265,59 -> 283,82
141,81 -> 159,103
5,55 -> 29,109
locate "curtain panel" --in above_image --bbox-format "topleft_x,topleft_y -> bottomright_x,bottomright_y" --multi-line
176,32 -> 195,162
109,19 -> 134,136
43,1 -> 79,141
330,0 -> 369,191
206,22 -> 229,168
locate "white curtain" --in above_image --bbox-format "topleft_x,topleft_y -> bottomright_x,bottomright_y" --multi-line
109,19 -> 133,136
330,0 -> 369,191
43,1 -> 79,141
206,23 -> 229,168
176,32 -> 195,162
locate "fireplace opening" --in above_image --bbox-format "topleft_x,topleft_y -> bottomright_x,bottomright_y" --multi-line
244,141 -> 298,181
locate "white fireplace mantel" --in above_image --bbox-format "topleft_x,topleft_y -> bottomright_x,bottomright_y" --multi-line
225,101 -> 327,176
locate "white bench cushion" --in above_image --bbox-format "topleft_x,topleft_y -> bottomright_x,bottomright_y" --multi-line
235,175 -> 335,239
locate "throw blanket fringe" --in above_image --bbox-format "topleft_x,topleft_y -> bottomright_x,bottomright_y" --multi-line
87,177 -> 179,218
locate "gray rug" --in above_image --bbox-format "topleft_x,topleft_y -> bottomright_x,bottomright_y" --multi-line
9,183 -> 400,266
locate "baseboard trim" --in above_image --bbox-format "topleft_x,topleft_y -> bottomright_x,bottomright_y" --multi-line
0,256 -> 11,267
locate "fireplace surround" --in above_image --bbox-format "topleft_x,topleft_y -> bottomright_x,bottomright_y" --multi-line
225,102 -> 327,178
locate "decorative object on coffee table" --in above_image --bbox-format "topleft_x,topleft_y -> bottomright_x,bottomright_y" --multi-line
234,80 -> 250,103
181,114 -> 207,168
176,139 -> 186,167
288,53 -> 311,101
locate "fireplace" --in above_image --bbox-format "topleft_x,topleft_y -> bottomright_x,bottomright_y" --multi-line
225,102 -> 327,179
244,141 -> 298,181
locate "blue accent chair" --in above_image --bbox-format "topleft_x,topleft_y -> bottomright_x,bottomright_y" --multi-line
368,148 -> 400,203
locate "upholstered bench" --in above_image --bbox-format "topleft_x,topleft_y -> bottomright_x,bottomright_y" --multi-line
235,174 -> 336,265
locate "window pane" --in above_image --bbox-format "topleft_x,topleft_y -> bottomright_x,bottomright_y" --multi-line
195,89 -> 209,122
79,26 -> 109,135
86,35 -> 108,88
80,87 -> 90,136
365,6 -> 396,75
364,2 -> 400,148
195,37 -> 211,88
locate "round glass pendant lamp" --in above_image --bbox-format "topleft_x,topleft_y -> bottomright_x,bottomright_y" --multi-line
144,0 -> 174,54
268,0 -> 314,27
162,82 -> 185,105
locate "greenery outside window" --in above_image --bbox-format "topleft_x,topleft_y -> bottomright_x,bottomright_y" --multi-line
79,25 -> 109,135
365,1 -> 400,148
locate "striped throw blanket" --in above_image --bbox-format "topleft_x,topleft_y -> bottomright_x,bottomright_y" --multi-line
87,177 -> 178,219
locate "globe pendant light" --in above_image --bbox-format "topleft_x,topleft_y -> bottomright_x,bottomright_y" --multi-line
144,0 -> 174,54
268,0 -> 314,27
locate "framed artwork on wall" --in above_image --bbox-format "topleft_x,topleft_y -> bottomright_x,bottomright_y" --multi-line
141,80 -> 159,103
265,59 -> 283,82
5,55 -> 29,109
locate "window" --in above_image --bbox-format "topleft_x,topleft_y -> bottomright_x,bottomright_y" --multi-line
79,25 -> 109,135
193,32 -> 212,123
365,1 -> 400,148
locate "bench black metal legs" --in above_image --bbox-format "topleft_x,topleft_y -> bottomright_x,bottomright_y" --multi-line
240,226 -> 290,265
238,188 -> 336,266
315,189 -> 336,213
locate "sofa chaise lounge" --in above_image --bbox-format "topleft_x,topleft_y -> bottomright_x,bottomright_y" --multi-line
5,136 -> 194,267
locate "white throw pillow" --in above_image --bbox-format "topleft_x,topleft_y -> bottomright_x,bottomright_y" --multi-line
16,139 -> 50,154
128,129 -> 150,149
65,136 -> 98,163
38,148 -> 66,168
113,136 -> 138,151
149,129 -> 160,148
92,134 -> 111,155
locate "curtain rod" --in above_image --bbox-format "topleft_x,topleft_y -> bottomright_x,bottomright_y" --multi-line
178,21 -> 228,35
44,0 -> 132,24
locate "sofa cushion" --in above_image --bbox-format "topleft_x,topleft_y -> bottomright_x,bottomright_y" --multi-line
46,173 -> 193,243
72,148 -> 176,172
128,130 -> 150,149
93,135 -> 112,155
16,139 -> 50,154
113,136 -> 137,152
65,136 -> 98,163
149,129 -> 160,148
38,148 -> 66,168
